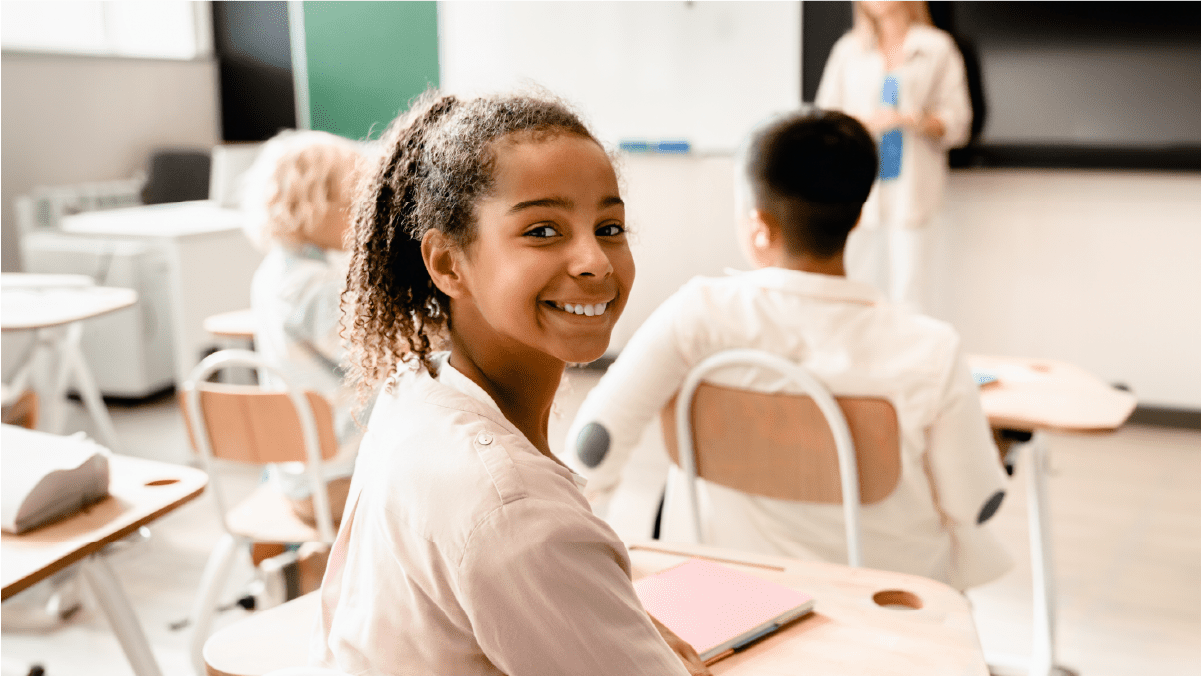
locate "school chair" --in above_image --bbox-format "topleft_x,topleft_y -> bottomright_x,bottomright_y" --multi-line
180,349 -> 341,675
1,384 -> 39,430
659,349 -> 902,567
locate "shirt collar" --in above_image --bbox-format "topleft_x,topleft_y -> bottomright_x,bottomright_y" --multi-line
727,266 -> 885,306
429,352 -> 590,489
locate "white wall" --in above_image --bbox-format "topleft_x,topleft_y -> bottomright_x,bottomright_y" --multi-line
933,169 -> 1200,409
610,158 -> 1201,410
0,53 -> 221,271
438,1 -> 801,153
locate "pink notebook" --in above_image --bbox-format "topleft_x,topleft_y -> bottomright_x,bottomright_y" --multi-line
634,558 -> 814,662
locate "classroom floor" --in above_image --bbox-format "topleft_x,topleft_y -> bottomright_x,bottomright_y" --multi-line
1,369 -> 1199,676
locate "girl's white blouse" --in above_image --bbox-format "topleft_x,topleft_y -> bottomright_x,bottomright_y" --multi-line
312,354 -> 687,675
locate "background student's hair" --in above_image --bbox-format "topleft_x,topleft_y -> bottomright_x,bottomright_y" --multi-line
241,129 -> 365,251
343,90 -> 600,400
743,109 -> 878,259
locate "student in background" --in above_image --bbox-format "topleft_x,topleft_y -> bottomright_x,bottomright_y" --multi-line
242,130 -> 366,527
566,109 -> 1010,591
314,91 -> 704,675
815,0 -> 971,313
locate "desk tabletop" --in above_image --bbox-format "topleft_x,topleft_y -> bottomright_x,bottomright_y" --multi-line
203,541 -> 986,676
204,308 -> 256,339
60,200 -> 244,239
0,280 -> 138,332
1,453 -> 207,600
969,354 -> 1137,432
629,541 -> 986,675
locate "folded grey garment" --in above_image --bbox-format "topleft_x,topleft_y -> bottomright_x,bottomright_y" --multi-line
1,426 -> 111,534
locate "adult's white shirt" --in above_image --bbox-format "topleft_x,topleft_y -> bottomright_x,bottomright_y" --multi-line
565,269 -> 1011,590
313,353 -> 688,675
815,25 -> 972,230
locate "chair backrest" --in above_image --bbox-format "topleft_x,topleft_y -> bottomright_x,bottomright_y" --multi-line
660,349 -> 902,567
180,349 -> 339,541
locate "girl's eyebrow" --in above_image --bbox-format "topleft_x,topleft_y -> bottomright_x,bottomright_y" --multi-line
508,197 -> 573,214
507,195 -> 625,214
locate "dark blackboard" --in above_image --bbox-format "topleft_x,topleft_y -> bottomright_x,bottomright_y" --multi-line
801,1 -> 1200,170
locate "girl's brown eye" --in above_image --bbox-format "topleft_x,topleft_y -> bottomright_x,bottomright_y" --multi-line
524,225 -> 559,238
596,223 -> 625,237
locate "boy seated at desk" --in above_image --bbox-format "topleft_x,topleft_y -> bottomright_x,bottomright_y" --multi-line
566,109 -> 1011,591
242,130 -> 367,535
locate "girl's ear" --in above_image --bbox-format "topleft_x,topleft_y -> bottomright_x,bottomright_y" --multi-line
421,229 -> 468,299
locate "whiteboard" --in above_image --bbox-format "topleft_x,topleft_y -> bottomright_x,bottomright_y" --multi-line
439,1 -> 801,153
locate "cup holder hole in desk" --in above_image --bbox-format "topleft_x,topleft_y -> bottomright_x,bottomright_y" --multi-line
872,589 -> 922,610
145,478 -> 180,487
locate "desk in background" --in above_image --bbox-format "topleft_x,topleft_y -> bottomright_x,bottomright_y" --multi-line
1,275 -> 138,451
969,354 -> 1136,676
60,201 -> 262,387
201,540 -> 987,676
2,426 -> 208,675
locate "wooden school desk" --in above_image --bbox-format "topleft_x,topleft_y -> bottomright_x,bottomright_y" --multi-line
201,540 -> 988,676
1,275 -> 138,452
968,354 -> 1137,677
204,308 -> 256,343
1,430 -> 209,676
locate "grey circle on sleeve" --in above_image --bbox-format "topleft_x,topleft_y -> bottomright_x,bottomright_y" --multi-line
576,422 -> 610,468
977,490 -> 1005,524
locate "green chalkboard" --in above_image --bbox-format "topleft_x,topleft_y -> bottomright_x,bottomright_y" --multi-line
302,1 -> 439,140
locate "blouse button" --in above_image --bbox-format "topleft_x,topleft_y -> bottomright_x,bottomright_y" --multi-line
477,432 -> 494,445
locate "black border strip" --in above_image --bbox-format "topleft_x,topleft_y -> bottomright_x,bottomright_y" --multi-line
950,144 -> 1201,171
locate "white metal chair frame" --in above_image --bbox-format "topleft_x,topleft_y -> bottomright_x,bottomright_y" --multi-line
673,348 -> 864,567
182,348 -> 338,673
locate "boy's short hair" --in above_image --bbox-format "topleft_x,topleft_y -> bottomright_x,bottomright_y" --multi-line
743,109 -> 877,259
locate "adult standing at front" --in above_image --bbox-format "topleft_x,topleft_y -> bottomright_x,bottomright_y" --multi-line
815,1 -> 971,312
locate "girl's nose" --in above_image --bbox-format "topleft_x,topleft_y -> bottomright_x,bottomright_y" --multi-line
570,234 -> 613,278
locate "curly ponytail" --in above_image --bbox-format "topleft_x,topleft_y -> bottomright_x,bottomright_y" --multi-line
342,89 -> 598,404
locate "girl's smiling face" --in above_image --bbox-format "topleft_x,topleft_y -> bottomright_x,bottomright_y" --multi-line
433,133 -> 635,366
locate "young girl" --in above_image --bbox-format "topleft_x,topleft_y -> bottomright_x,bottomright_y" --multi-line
242,130 -> 367,526
313,92 -> 704,675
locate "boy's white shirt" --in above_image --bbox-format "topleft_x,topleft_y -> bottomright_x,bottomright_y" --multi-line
815,24 -> 972,230
565,268 -> 1012,590
313,353 -> 687,675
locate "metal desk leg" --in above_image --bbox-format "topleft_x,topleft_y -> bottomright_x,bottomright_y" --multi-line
78,554 -> 162,676
1026,433 -> 1058,676
61,322 -> 122,452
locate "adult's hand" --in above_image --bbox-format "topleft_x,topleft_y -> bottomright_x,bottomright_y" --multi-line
649,613 -> 711,675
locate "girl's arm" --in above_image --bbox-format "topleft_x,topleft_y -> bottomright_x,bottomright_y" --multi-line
459,498 -> 691,675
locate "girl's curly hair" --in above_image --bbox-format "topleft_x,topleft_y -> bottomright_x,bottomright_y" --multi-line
342,89 -> 598,403
241,130 -> 366,251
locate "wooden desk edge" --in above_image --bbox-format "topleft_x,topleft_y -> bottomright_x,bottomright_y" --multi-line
0,469 -> 207,601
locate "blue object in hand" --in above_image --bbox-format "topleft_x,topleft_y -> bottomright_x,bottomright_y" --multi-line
878,74 -> 902,180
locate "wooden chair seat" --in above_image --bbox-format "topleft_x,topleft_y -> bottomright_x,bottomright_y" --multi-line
204,591 -> 320,676
226,483 -> 324,546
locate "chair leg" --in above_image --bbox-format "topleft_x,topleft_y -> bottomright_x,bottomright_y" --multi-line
189,532 -> 243,675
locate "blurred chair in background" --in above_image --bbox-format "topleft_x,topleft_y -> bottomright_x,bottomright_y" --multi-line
179,349 -> 342,675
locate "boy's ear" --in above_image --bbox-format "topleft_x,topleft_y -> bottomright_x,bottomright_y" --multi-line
749,209 -> 780,248
421,229 -> 468,299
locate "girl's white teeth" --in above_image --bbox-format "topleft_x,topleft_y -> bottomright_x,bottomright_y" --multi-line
557,302 -> 607,316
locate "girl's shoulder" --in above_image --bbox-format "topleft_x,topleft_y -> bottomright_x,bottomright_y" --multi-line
353,366 -> 595,565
